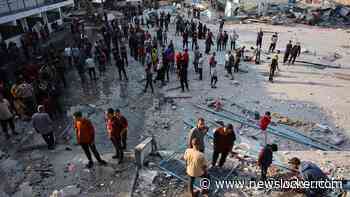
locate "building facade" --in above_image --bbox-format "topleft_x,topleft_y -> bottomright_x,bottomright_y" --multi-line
0,0 -> 74,45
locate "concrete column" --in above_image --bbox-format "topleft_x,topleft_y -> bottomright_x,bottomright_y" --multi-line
41,11 -> 48,24
20,18 -> 29,32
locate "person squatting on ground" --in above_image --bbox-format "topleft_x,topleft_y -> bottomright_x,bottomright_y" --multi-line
258,143 -> 278,180
73,111 -> 107,168
212,124 -> 236,168
288,157 -> 330,197
32,105 -> 55,149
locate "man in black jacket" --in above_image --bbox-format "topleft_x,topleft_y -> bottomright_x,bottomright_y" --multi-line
257,144 -> 278,180
284,41 -> 293,64
113,49 -> 128,81
289,42 -> 301,65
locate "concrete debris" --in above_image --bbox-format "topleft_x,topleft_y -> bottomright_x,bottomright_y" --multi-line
313,123 -> 332,133
0,150 -> 5,159
12,182 -> 33,197
51,185 -> 81,197
331,135 -> 346,145
272,112 -> 309,127
139,170 -> 159,185
157,150 -> 175,159
0,190 -> 9,197
241,3 -> 350,27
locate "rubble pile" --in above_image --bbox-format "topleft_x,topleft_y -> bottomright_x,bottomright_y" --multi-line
134,169 -> 186,197
0,155 -> 25,195
242,3 -> 350,27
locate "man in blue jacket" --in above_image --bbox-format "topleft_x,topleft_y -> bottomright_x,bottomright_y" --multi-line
288,157 -> 330,197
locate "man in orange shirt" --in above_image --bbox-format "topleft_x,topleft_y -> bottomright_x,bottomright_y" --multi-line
74,111 -> 107,168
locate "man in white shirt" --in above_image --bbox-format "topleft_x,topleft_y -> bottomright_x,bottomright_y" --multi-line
230,30 -> 239,50
210,60 -> 218,88
197,53 -> 204,80
86,55 -> 97,81
0,94 -> 18,139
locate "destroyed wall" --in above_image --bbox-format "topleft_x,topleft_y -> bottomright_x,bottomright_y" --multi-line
334,0 -> 350,5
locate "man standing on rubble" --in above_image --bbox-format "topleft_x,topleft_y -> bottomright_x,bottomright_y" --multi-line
180,49 -> 190,92
260,111 -> 271,145
106,108 -> 121,160
256,28 -> 264,49
144,59 -> 154,93
32,105 -> 55,150
73,111 -> 107,168
284,40 -> 293,64
269,54 -> 279,82
289,42 -> 301,65
0,93 -> 18,139
188,118 -> 209,153
230,30 -> 239,50
257,143 -> 278,180
212,124 -> 236,168
184,138 -> 209,197
112,109 -> 128,163
268,32 -> 278,53
198,53 -> 204,80
115,109 -> 128,150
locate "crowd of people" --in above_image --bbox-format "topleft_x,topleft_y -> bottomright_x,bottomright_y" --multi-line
184,117 -> 330,197
0,3 -> 324,197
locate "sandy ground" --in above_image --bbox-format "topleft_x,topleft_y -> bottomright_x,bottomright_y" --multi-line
138,6 -> 350,197
162,19 -> 350,146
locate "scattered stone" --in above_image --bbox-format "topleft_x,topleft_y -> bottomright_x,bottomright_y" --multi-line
60,185 -> 81,196
0,150 -> 5,159
331,136 -> 346,146
12,182 -> 32,197
314,123 -> 332,133
0,158 -> 23,173
65,147 -> 72,151
30,150 -> 44,160
139,170 -> 159,185
0,190 -> 9,197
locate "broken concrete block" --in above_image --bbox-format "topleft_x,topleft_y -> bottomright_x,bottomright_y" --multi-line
135,137 -> 154,167
12,182 -> 32,197
60,185 -> 81,196
312,124 -> 332,133
139,170 -> 159,185
0,158 -> 23,173
331,136 -> 345,145
0,190 -> 9,197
